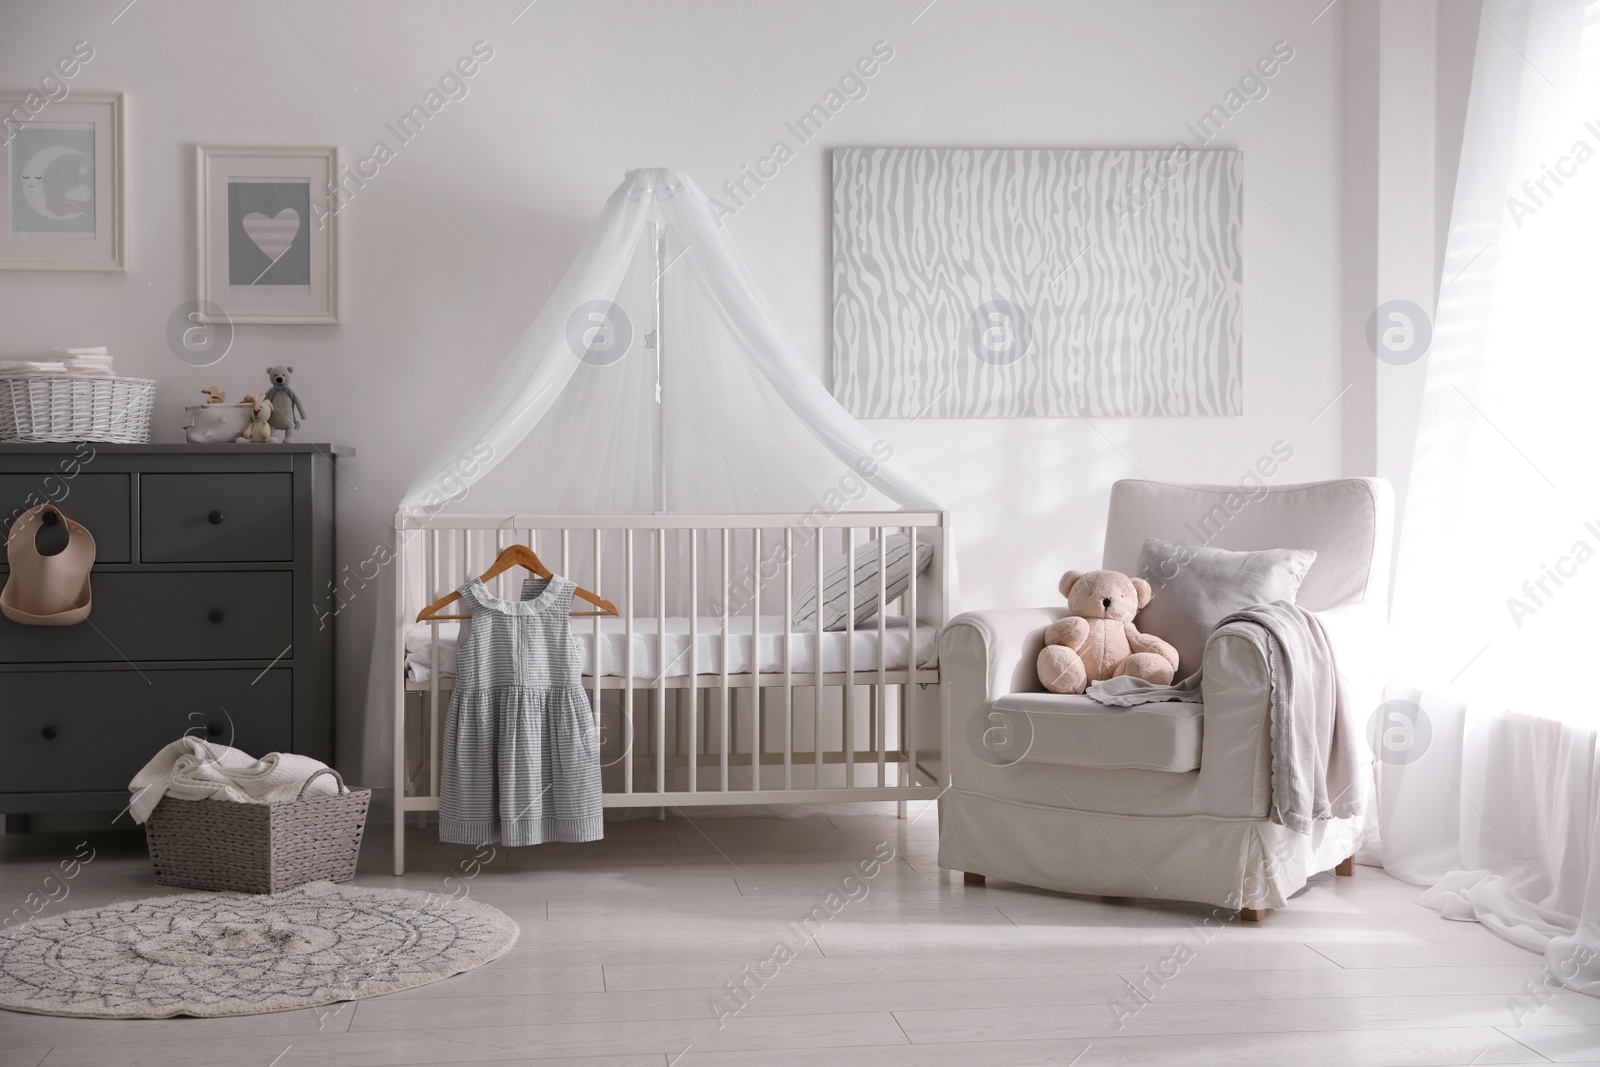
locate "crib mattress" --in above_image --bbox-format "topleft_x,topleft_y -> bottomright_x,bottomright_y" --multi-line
405,615 -> 938,684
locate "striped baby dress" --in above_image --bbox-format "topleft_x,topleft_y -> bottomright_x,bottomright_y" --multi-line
438,574 -> 603,846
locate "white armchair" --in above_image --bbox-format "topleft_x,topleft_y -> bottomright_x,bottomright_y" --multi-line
938,478 -> 1393,917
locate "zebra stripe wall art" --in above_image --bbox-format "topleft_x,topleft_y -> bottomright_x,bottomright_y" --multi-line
831,147 -> 1242,418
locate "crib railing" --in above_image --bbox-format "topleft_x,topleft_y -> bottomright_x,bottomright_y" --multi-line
392,509 -> 950,874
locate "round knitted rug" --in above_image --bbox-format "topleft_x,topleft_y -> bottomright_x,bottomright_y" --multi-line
0,880 -> 518,1019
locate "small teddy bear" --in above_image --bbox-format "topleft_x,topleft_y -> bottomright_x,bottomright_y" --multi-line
234,395 -> 281,444
1036,568 -> 1180,695
263,366 -> 305,441
200,386 -> 225,404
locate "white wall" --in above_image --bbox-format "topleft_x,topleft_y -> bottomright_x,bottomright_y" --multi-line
1339,0 -> 1379,479
1337,0 -> 1479,581
0,0 -> 1349,778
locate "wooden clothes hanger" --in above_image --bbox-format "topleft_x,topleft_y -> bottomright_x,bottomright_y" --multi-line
416,544 -> 619,622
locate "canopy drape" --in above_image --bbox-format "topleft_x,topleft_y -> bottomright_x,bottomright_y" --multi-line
400,168 -> 939,516
364,168 -> 945,803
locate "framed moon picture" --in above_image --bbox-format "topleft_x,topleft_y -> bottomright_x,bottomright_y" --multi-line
0,92 -> 124,271
196,145 -> 339,323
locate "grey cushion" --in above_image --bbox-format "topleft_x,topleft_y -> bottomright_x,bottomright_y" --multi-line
992,692 -> 1204,773
792,534 -> 933,632
1135,536 -> 1316,681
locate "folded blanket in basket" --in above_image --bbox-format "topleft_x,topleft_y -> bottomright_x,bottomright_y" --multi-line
127,737 -> 338,824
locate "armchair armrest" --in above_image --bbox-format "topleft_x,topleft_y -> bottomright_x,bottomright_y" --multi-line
1197,624 -> 1274,816
940,607 -> 1070,705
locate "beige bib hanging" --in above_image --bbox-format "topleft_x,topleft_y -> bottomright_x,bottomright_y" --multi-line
1,504 -> 95,626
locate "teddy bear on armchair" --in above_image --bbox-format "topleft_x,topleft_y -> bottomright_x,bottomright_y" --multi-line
1036,569 -> 1180,695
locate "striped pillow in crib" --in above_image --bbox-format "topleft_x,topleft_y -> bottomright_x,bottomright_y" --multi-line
792,534 -> 934,632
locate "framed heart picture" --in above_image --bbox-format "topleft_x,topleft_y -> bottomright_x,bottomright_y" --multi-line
196,145 -> 339,323
0,92 -> 125,271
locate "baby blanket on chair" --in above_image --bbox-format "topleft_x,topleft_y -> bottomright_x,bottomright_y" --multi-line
1086,600 -> 1363,835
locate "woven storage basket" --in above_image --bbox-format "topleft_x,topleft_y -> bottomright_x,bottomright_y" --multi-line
144,769 -> 371,894
0,375 -> 155,443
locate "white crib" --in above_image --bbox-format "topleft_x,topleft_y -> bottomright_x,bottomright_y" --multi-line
391,509 -> 950,874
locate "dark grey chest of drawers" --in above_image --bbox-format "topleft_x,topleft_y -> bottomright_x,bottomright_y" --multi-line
0,444 -> 345,822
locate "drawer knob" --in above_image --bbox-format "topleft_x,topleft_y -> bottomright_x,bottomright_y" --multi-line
208,510 -> 225,525
208,608 -> 225,624
206,722 -> 225,738
41,725 -> 58,741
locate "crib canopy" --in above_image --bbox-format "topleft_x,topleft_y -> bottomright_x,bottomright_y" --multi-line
401,168 -> 939,516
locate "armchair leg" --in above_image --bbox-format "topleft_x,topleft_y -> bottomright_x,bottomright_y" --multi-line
1240,908 -> 1267,922
963,872 -> 986,886
1335,855 -> 1356,877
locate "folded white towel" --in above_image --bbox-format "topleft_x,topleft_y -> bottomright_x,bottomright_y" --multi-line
0,361 -> 68,375
64,350 -> 114,377
127,737 -> 339,824
54,347 -> 113,377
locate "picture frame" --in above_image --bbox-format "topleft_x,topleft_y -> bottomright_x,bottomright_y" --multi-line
0,91 -> 124,271
832,147 -> 1243,418
195,145 -> 339,324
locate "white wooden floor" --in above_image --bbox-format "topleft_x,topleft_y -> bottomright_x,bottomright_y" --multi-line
3,809 -> 1598,1066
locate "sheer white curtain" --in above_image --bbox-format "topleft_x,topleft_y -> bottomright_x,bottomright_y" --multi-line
1381,0 -> 1600,995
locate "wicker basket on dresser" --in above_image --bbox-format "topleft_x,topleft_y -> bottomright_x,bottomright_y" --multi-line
0,444 -> 347,830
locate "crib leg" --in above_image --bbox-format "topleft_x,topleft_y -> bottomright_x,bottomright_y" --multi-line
897,800 -> 907,819
964,872 -> 985,886
1240,908 -> 1267,922
658,807 -> 666,821
1335,855 -> 1356,877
